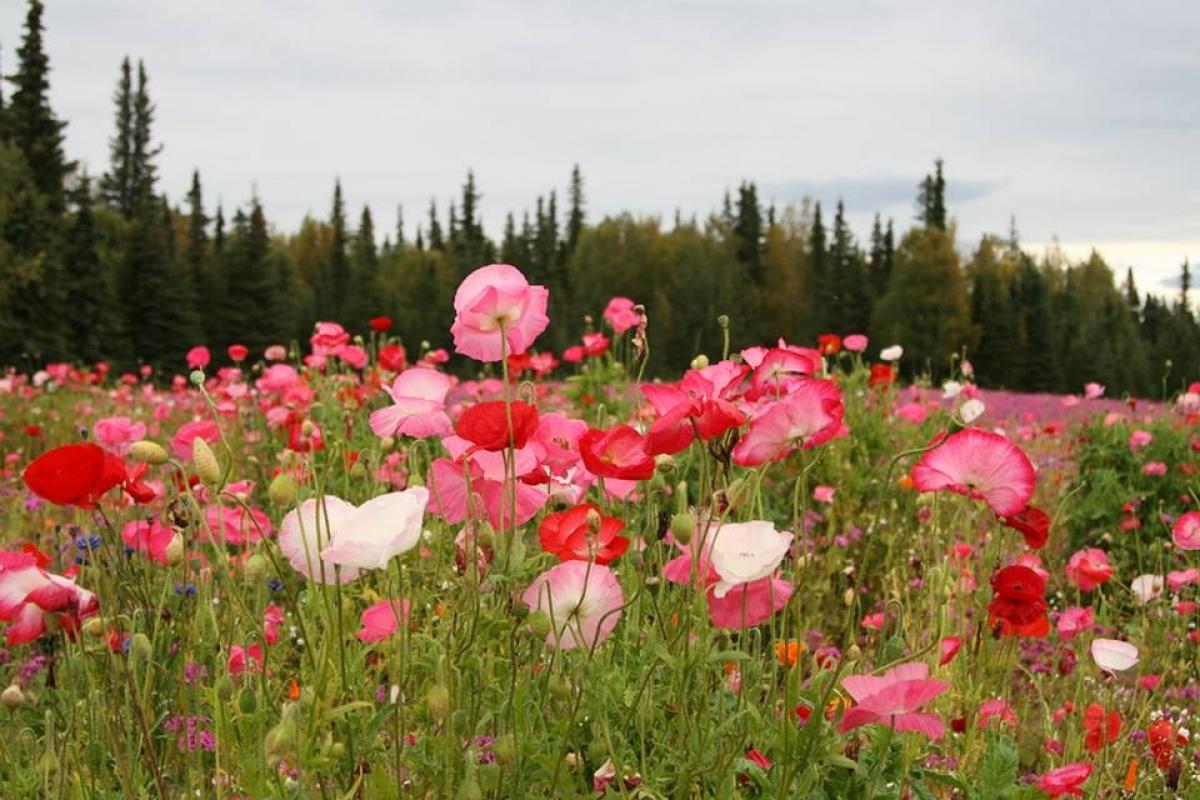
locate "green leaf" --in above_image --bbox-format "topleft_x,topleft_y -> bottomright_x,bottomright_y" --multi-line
976,733 -> 1018,800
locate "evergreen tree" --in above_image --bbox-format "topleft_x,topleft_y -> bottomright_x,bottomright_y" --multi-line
827,200 -> 868,332
967,236 -> 1020,387
806,202 -> 830,334
1123,267 -> 1140,317
100,58 -> 134,215
1015,258 -> 1059,392
1181,258 -> 1191,309
394,204 -> 405,250
349,204 -> 379,327
184,170 -> 214,339
565,164 -> 585,258
732,181 -> 763,282
63,174 -> 124,363
7,0 -> 72,214
917,159 -> 947,231
427,200 -> 444,251
128,62 -> 161,209
325,180 -> 348,321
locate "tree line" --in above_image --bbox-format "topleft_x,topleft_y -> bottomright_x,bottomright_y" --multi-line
1,0 -> 1197,396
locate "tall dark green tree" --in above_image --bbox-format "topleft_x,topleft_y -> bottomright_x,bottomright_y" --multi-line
806,202 -> 830,334
427,200 -> 444,251
323,180 -> 348,321
184,170 -> 214,340
99,58 -> 134,215
62,175 -> 124,363
732,181 -> 764,282
827,200 -> 869,332
917,159 -> 947,231
564,164 -> 585,259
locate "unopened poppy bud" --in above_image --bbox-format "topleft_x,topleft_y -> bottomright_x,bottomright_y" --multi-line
349,461 -> 367,480
426,684 -> 450,721
244,553 -> 268,582
528,611 -> 553,639
1,684 -> 25,710
690,354 -> 709,370
192,438 -> 221,485
548,675 -> 571,702
216,676 -> 235,703
456,778 -> 483,800
130,632 -> 153,666
238,687 -> 257,715
475,522 -> 495,550
717,314 -> 730,329
165,533 -> 185,566
846,644 -> 863,661
267,473 -> 298,508
189,370 -> 205,387
725,478 -> 752,510
585,508 -> 603,536
654,453 -> 675,474
129,440 -> 169,465
493,732 -> 516,766
408,472 -> 424,487
843,588 -> 855,607
379,436 -> 396,451
82,616 -> 106,638
670,513 -> 694,545
301,420 -> 315,438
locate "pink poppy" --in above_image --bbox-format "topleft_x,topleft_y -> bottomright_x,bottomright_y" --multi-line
278,496 -> 361,584
976,698 -> 1017,729
94,416 -> 147,456
227,643 -> 264,676
732,379 -> 845,466
838,662 -> 949,740
310,322 -> 350,356
707,521 -> 792,599
1141,461 -> 1167,476
186,346 -> 211,370
263,604 -> 285,645
171,419 -> 221,461
1128,430 -> 1152,451
204,502 -> 273,546
369,368 -> 455,439
522,561 -> 624,650
1083,382 -> 1105,400
319,486 -> 428,571
356,599 -> 411,642
813,485 -> 836,504
602,297 -> 640,333
938,636 -> 962,666
0,551 -> 99,646
1065,548 -> 1113,591
843,333 -> 869,352
121,519 -> 175,564
909,428 -> 1035,517
451,264 -> 550,362
264,345 -> 287,361
1055,606 -> 1094,641
334,343 -> 368,369
1167,567 -> 1199,592
893,402 -> 928,424
1172,511 -> 1200,550
746,347 -> 821,400
1034,763 -> 1092,797
642,361 -> 748,455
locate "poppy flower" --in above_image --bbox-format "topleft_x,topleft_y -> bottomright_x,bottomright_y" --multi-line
1090,638 -> 1139,672
455,400 -> 539,452
732,379 -> 845,466
227,643 -> 264,676
369,316 -> 393,333
987,564 -> 1049,637
378,343 -> 407,372
939,636 -> 962,666
1034,763 -> 1092,797
1172,511 -> 1200,550
1055,606 -> 1094,641
186,345 -> 211,370
538,503 -> 628,565
817,334 -> 841,355
579,425 -> 655,481
1000,505 -> 1049,549
1082,704 -> 1120,752
0,550 -> 100,645
310,321 -> 350,355
910,428 -> 1035,517
522,561 -> 624,650
227,344 -> 249,362
1065,548 -> 1114,591
642,361 -> 748,455
1147,719 -> 1175,769
838,661 -> 949,740
356,599 -> 411,642
450,264 -> 549,362
603,297 -> 640,334
582,332 -> 609,357
370,368 -> 454,440
23,443 -> 126,509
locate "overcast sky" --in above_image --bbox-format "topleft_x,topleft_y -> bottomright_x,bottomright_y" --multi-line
3,1 -> 1197,293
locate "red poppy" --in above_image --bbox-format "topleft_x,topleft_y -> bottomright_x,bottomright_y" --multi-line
1148,719 -> 1175,769
1083,703 -> 1121,752
369,316 -> 394,333
579,425 -> 656,481
538,503 -> 628,564
987,564 -> 1049,637
506,352 -> 532,378
1001,505 -> 1050,550
23,443 -> 126,508
227,344 -> 249,362
378,343 -> 407,372
869,363 -> 895,389
24,425 -> 42,438
455,401 -> 539,452
562,345 -> 585,364
817,334 -> 841,355
582,332 -> 609,357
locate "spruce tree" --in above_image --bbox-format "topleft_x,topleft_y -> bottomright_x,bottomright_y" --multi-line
732,181 -> 763,282
184,170 -> 213,339
7,0 -> 72,214
326,180 -> 348,321
350,205 -> 379,327
62,175 -> 124,364
565,164 -> 585,258
806,202 -> 829,334
394,204 -> 405,250
427,200 -> 444,251
100,58 -> 134,215
827,200 -> 869,332
1181,259 -> 1191,309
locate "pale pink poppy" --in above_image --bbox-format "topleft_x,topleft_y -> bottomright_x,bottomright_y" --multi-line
746,348 -> 820,400
1172,511 -> 1200,550
263,604 -> 285,645
1142,461 -> 1167,476
356,599 -> 411,642
707,520 -> 793,599
843,333 -> 868,352
1168,567 -> 1199,592
1055,606 -> 1094,641
170,419 -> 221,461
529,413 -> 588,475
602,296 -> 640,334
910,428 -> 1035,517
732,379 -> 845,466
1090,638 -> 1139,672
256,364 -> 300,394
813,485 -> 836,504
334,343 -> 368,369
523,560 -> 624,650
839,662 -> 949,740
0,552 -> 99,646
370,368 -> 455,439
976,698 -> 1017,729
186,345 -> 211,370
1130,574 -> 1165,604
264,344 -> 288,361
94,416 -> 147,456
310,322 -> 350,356
278,496 -> 362,584
451,264 -> 550,362
1084,382 -> 1105,400
320,486 -> 429,571
1128,430 -> 1153,451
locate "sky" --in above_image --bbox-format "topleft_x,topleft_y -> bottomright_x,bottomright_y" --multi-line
3,1 -> 1198,294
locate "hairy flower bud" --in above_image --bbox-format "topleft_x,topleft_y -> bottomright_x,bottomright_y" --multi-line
528,611 -> 553,639
267,473 -> 298,508
192,438 -> 221,485
244,553 -> 269,583
426,684 -> 451,721
165,533 -> 185,566
1,684 -> 26,710
670,513 -> 694,545
654,453 -> 675,474
129,440 -> 169,466
690,354 -> 709,370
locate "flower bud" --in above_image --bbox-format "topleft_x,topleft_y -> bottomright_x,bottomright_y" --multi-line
267,473 -> 298,508
670,513 -> 694,545
426,684 -> 451,721
690,354 -> 709,370
724,477 -> 752,510
189,369 -> 206,386
129,440 -> 169,465
843,588 -> 855,607
238,687 -> 257,715
548,675 -> 571,702
165,533 -> 185,566
216,676 -> 235,703
654,453 -> 675,474
192,438 -> 221,485
585,508 -> 603,536
349,461 -> 368,480
379,436 -> 396,451
717,314 -> 730,329
528,611 -> 553,639
244,553 -> 268,583
1,684 -> 25,710
493,732 -> 516,766
129,632 -> 153,667
81,616 -> 106,638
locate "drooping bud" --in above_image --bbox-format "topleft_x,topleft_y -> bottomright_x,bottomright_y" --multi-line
670,513 -> 694,545
267,472 -> 298,508
717,314 -> 730,329
129,440 -> 169,466
129,632 -> 153,669
349,461 -> 368,480
379,436 -> 396,451
82,616 -> 106,638
192,438 -> 221,485
493,732 -> 516,766
585,508 -> 603,536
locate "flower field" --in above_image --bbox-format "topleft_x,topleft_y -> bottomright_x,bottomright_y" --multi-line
1,263 -> 1198,798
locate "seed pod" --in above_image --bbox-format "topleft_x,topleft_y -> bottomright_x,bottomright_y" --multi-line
1,684 -> 25,710
129,440 -> 168,465
192,438 -> 221,485
493,733 -> 516,766
528,611 -> 553,639
165,534 -> 185,566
